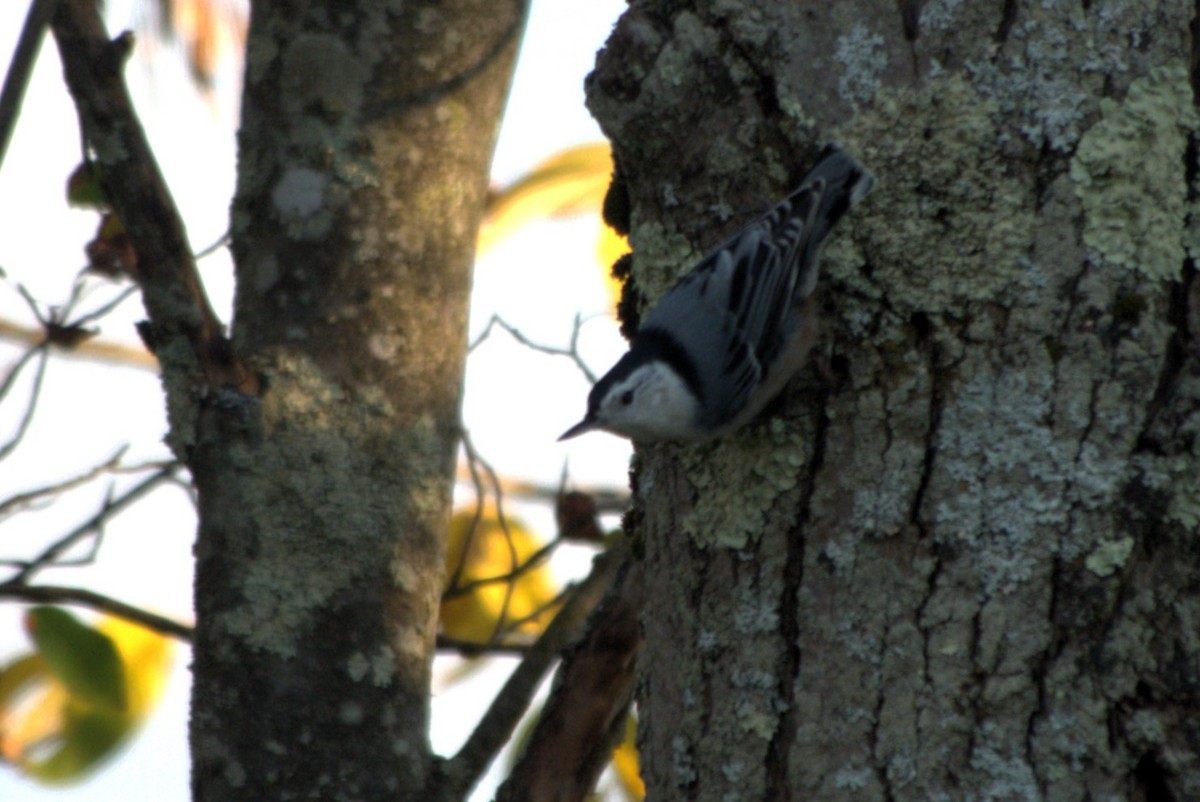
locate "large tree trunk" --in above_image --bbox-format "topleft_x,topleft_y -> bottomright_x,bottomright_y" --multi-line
187,1 -> 524,799
588,2 -> 1200,799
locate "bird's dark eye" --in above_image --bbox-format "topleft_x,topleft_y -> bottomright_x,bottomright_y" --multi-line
620,390 -> 634,406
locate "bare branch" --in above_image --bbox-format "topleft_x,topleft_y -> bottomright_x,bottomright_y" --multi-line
0,0 -> 59,169
194,231 -> 231,261
0,583 -> 193,642
0,446 -> 139,519
0,340 -> 44,404
0,345 -> 50,461
498,551 -> 642,802
0,222 -> 224,372
430,543 -> 629,802
7,464 -> 182,584
49,0 -> 258,394
15,282 -> 48,323
441,537 -> 560,600
0,318 -> 157,369
436,634 -> 531,657
469,313 -> 598,384
69,283 -> 139,328
496,581 -> 572,634
457,428 -> 524,642
0,276 -> 152,460
447,427 -> 491,595
454,463 -> 629,513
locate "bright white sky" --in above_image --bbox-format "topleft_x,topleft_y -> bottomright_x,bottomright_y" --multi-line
0,0 -> 631,798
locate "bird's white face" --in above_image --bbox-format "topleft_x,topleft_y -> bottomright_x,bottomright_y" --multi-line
571,361 -> 703,442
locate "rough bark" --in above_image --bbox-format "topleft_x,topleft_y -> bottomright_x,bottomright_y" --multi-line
588,2 -> 1200,800
186,1 -> 525,799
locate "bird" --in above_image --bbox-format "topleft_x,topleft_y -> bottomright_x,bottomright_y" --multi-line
559,146 -> 874,443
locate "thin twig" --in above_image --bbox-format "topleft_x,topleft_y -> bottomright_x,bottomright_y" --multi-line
194,231 -> 231,261
458,428 -> 522,643
447,426 -> 489,595
15,283 -> 46,322
453,463 -> 629,513
1,274 -> 145,363
497,581 -> 572,633
0,583 -> 193,642
436,634 -> 531,657
0,341 -> 46,405
8,464 -> 181,584
441,538 -> 560,600
0,346 -> 50,461
0,318 -> 157,369
469,313 -> 598,384
0,446 -> 141,520
59,480 -> 115,569
69,283 -> 139,328
452,428 -> 573,648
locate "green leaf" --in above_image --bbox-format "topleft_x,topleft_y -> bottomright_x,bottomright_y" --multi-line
65,163 -> 110,210
24,607 -> 127,713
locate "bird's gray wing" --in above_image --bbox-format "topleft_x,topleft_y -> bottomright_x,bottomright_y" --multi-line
642,180 -> 822,427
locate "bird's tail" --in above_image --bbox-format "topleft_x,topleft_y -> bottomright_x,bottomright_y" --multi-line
791,145 -> 875,299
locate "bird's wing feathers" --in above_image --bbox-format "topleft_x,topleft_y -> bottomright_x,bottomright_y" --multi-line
643,178 -> 827,426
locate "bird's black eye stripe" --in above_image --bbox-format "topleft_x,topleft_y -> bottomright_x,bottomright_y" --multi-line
620,390 -> 634,406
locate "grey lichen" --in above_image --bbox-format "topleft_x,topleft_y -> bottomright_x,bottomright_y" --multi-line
626,220 -> 699,306
732,578 -> 781,633
930,367 -> 1066,597
832,764 -> 872,790
920,0 -> 965,31
280,34 -> 368,118
964,22 -> 1091,152
730,669 -> 785,738
271,166 -> 334,239
969,737 -> 1040,802
217,355 -> 438,659
157,335 -> 206,459
672,735 -> 698,786
834,25 -> 887,107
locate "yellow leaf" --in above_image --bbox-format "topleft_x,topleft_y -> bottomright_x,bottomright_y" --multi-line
441,507 -> 561,645
596,223 -> 632,309
97,617 -> 173,719
611,713 -> 644,800
478,144 -> 628,272
168,0 -> 248,90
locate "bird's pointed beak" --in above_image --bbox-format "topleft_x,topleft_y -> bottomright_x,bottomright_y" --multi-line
558,416 -> 598,441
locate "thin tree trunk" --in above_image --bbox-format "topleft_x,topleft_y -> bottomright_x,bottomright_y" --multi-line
188,2 -> 525,798
589,3 -> 1200,799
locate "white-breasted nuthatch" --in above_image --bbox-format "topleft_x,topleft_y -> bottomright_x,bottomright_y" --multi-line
560,146 -> 874,443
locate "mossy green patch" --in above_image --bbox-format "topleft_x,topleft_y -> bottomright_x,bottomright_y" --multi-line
681,418 -> 809,550
833,75 -> 1035,316
1070,65 -> 1198,280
